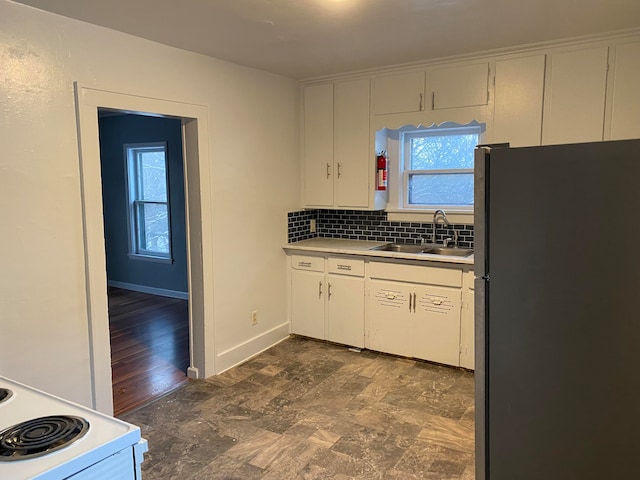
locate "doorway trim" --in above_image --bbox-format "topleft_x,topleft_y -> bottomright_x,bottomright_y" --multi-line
74,84 -> 214,413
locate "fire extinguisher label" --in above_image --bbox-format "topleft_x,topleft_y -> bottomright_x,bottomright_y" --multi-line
376,152 -> 388,191
377,169 -> 387,190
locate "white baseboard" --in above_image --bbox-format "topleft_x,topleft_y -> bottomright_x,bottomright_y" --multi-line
215,322 -> 290,374
107,281 -> 188,300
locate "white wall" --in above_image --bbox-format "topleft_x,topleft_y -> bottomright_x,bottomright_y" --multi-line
0,0 -> 299,406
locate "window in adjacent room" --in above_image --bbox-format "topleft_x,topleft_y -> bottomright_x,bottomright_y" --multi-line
125,142 -> 172,262
400,125 -> 481,211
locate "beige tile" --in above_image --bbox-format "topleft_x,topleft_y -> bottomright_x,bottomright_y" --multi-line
206,366 -> 253,386
308,428 -> 342,448
249,434 -> 317,470
417,415 -> 475,454
259,364 -> 284,376
224,428 -> 281,463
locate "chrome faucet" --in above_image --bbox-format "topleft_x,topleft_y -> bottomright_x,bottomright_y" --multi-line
432,209 -> 449,244
444,230 -> 458,248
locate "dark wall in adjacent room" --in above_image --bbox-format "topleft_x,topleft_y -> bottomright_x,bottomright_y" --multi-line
99,114 -> 188,296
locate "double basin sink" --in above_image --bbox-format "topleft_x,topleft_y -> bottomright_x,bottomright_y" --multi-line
371,243 -> 473,257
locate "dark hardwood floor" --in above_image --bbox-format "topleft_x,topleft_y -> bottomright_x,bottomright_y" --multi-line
108,286 -> 189,417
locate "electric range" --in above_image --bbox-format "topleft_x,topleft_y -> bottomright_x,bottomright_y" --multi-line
0,376 -> 147,479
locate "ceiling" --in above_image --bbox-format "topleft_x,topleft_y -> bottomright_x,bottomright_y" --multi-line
13,0 -> 640,79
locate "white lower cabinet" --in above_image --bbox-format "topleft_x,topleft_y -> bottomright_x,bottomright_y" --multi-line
368,281 -> 415,358
290,255 -> 365,348
327,273 -> 364,347
288,253 -> 471,368
291,268 -> 325,339
459,270 -> 475,369
368,280 -> 462,366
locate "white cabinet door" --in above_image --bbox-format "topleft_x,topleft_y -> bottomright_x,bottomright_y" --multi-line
368,280 -> 413,358
430,63 -> 489,110
291,269 -> 325,339
303,83 -> 334,207
542,47 -> 609,145
459,289 -> 475,370
493,55 -> 546,147
373,71 -> 425,115
609,41 -> 640,140
413,285 -> 462,366
368,278 -> 463,366
327,274 -> 364,348
334,78 -> 370,208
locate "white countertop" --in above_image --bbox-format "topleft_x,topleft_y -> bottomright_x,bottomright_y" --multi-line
283,238 -> 475,265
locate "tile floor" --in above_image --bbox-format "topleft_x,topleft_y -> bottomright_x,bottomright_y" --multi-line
122,336 -> 475,479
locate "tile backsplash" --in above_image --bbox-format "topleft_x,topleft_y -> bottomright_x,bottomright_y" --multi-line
287,209 -> 474,248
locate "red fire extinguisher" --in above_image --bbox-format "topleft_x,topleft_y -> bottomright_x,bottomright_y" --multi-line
376,151 -> 388,191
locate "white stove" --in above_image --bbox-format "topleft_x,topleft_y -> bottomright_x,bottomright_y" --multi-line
0,376 -> 147,479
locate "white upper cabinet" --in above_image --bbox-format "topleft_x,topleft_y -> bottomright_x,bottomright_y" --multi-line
608,41 -> 640,140
542,46 -> 609,145
372,71 -> 426,115
493,55 -> 546,147
334,78 -> 370,208
430,63 -> 489,110
303,83 -> 334,207
303,79 -> 375,209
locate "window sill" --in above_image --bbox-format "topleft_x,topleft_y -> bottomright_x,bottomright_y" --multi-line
128,254 -> 174,264
386,209 -> 474,225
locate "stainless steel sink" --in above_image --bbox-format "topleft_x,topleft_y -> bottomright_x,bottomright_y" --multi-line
422,247 -> 474,257
372,243 -> 473,257
372,244 -> 427,253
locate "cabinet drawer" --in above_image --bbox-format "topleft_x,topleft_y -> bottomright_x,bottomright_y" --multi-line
291,254 -> 324,272
369,261 -> 462,288
328,257 -> 364,277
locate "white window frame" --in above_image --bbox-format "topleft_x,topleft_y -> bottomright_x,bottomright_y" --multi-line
124,142 -> 173,263
399,124 -> 481,213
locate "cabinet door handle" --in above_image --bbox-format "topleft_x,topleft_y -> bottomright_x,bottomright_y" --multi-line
319,281 -> 323,297
409,292 -> 413,312
431,92 -> 435,110
298,261 -> 312,268
326,162 -> 331,178
337,264 -> 351,271
413,293 -> 417,312
419,93 -> 423,111
328,282 -> 332,299
337,162 -> 342,178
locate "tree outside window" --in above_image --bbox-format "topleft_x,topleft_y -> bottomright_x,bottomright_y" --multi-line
402,126 -> 480,208
125,143 -> 172,260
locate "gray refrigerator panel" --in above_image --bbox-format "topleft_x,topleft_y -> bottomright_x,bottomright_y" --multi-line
484,139 -> 640,479
473,146 -> 490,480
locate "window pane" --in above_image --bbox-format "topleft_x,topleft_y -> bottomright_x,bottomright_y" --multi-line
139,151 -> 167,202
410,133 -> 478,170
409,173 -> 474,205
138,203 -> 169,254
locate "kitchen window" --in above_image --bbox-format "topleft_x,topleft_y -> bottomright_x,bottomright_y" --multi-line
125,142 -> 172,262
400,125 -> 480,211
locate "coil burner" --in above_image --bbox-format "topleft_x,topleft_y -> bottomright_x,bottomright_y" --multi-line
0,415 -> 89,461
0,389 -> 12,404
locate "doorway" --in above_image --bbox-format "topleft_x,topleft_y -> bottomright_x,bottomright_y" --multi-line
97,112 -> 190,415
74,85 -> 215,414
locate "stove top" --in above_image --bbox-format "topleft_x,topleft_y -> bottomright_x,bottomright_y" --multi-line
0,376 -> 143,479
0,415 -> 89,461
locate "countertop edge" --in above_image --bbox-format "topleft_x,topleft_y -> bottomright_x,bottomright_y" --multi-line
282,240 -> 474,266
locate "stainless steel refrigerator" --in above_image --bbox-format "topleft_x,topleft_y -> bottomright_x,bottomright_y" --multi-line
474,139 -> 640,480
